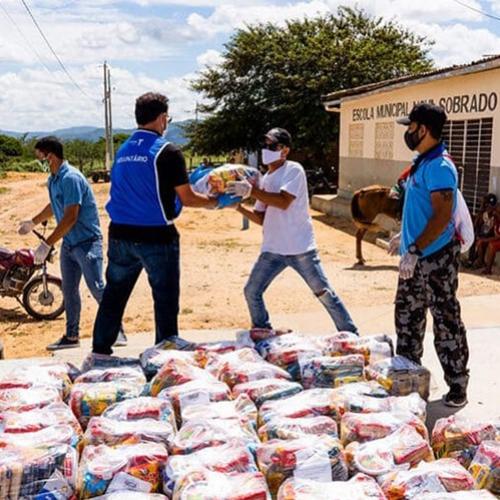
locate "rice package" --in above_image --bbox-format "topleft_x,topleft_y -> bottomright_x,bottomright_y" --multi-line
140,345 -> 198,379
256,333 -> 323,380
163,441 -> 258,496
232,378 -> 303,407
0,402 -> 82,434
170,417 -> 258,455
81,416 -> 175,448
258,415 -> 338,441
0,386 -> 61,412
149,358 -> 217,396
340,411 -> 428,446
468,440 -> 500,494
75,366 -> 146,386
172,469 -> 270,500
300,354 -> 365,388
158,379 -> 231,423
103,397 -> 176,429
366,355 -> 431,400
69,381 -> 144,428
256,435 -> 348,496
181,394 -> 257,428
277,473 -> 386,500
381,458 -> 475,499
345,424 -> 433,477
192,164 -> 260,196
432,416 -> 497,467
0,423 -> 79,450
194,340 -> 241,367
321,332 -> 393,364
0,444 -> 78,499
78,442 -> 168,498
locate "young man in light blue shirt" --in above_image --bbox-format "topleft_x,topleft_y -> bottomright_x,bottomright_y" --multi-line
390,104 -> 469,408
18,136 -> 127,350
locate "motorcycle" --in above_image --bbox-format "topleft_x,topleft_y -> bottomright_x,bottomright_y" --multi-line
0,224 -> 64,320
305,167 -> 336,199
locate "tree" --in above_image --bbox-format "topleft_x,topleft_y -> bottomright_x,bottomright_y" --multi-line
187,7 -> 434,166
0,135 -> 23,157
65,139 -> 98,172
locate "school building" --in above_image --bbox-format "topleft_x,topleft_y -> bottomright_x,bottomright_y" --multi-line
317,55 -> 500,218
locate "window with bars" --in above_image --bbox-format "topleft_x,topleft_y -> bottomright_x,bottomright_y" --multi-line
442,117 -> 493,214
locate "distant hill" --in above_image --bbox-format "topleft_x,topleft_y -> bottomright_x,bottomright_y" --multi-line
0,120 -> 190,145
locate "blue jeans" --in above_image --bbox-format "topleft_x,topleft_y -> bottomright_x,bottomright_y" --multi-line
60,239 -> 105,339
93,238 -> 180,355
244,250 -> 358,333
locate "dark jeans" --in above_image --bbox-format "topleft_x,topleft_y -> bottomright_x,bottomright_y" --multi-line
93,238 -> 180,355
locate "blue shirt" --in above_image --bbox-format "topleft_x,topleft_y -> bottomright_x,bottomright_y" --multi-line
48,162 -> 102,247
401,143 -> 457,258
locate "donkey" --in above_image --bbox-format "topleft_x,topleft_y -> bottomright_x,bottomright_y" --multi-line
350,185 -> 402,265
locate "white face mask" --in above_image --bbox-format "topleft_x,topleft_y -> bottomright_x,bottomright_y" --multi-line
261,148 -> 282,165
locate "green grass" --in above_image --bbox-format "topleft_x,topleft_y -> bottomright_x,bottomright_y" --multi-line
0,186 -> 9,195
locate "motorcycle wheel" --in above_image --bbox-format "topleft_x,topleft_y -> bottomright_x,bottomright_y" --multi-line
22,276 -> 65,320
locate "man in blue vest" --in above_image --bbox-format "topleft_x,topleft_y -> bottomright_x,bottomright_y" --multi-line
91,92 -> 225,356
391,103 -> 469,407
18,136 -> 127,350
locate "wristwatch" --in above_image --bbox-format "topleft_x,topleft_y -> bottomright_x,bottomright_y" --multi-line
408,243 -> 422,256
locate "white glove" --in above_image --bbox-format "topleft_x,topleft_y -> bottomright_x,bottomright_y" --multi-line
399,252 -> 419,280
226,180 -> 252,200
34,241 -> 51,265
388,232 -> 401,256
18,220 -> 35,235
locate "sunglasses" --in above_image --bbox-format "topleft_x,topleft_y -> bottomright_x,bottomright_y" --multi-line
262,142 -> 281,151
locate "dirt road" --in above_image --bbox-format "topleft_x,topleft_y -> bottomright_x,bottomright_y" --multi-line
1,172 -> 499,358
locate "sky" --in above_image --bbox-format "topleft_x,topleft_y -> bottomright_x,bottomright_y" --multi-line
1,0 -> 500,132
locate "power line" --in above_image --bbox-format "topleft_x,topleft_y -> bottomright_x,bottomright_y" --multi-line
451,0 -> 500,22
18,0 -> 97,102
0,2 -> 53,76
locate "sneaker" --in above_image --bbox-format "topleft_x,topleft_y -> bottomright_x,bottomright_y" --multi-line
113,331 -> 128,347
81,352 -> 114,372
46,336 -> 80,351
443,386 -> 468,408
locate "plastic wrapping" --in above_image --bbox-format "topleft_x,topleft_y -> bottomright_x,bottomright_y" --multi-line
193,164 -> 260,196
75,366 -> 146,386
140,345 -> 198,379
340,411 -> 428,446
163,441 -> 258,496
78,442 -> 168,498
181,394 -> 257,428
81,416 -> 175,448
258,415 -> 338,441
256,435 -> 348,496
0,386 -> 61,412
366,355 -> 431,400
247,328 -> 292,342
321,332 -> 393,364
81,353 -> 143,373
468,440 -> 500,494
94,494 -> 167,499
103,397 -> 176,429
0,402 -> 82,434
432,416 -> 497,467
381,458 -> 475,499
277,473 -> 386,500
345,424 -> 433,477
232,378 -> 303,407
205,348 -> 263,374
172,469 -> 270,500
300,354 -> 365,388
256,333 -> 323,380
170,417 -> 258,455
194,340 -> 241,368
69,381 -> 145,428
0,423 -> 80,449
0,444 -> 78,499
158,379 -> 231,423
413,491 -> 497,499
149,358 -> 217,396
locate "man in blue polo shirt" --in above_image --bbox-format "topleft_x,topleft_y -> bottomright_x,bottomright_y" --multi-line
390,103 -> 469,407
18,136 -> 127,350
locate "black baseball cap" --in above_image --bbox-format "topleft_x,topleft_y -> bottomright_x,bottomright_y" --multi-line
264,128 -> 292,147
396,103 -> 447,129
484,193 -> 497,207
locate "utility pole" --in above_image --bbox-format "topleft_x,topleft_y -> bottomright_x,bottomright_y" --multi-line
103,61 -> 114,170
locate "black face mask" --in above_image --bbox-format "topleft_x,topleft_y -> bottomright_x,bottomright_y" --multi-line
404,125 -> 424,151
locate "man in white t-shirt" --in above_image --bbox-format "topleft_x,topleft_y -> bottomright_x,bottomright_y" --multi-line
228,128 -> 357,333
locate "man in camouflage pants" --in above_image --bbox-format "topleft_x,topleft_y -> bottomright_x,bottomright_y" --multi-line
390,103 -> 469,407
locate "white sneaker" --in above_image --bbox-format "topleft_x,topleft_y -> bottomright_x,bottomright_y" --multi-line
114,331 -> 128,347
81,352 -> 114,372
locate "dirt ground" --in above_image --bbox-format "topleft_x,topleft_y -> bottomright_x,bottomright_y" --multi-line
1,172 -> 499,358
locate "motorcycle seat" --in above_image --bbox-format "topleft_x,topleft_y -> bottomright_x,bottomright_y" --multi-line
0,247 -> 15,260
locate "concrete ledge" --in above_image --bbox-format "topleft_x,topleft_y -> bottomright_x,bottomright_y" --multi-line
311,194 -> 352,219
